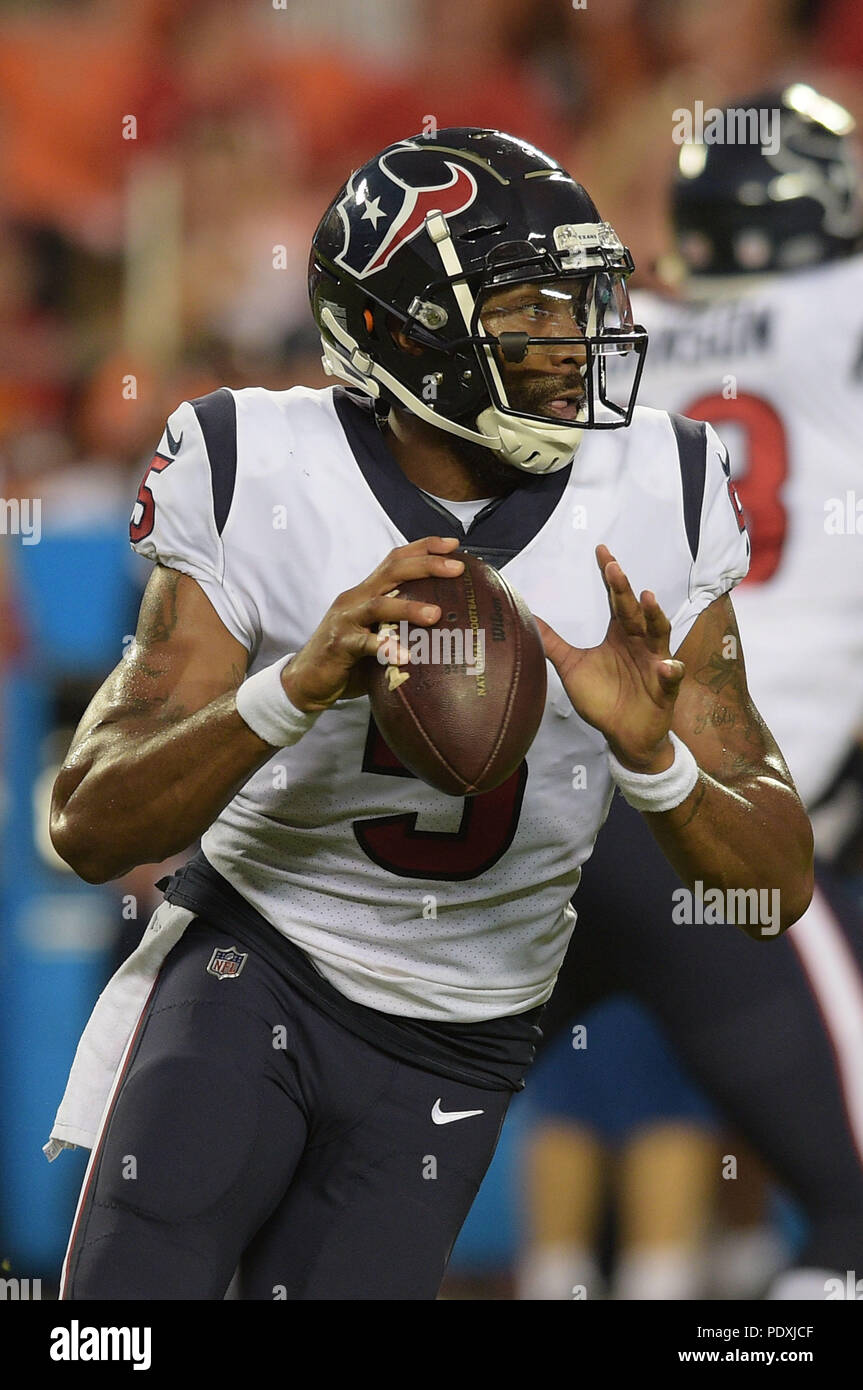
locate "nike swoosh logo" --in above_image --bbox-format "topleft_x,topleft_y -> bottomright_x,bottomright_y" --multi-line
165,421 -> 184,454
431,1098 -> 485,1125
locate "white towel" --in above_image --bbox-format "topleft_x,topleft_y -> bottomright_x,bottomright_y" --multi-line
43,901 -> 195,1159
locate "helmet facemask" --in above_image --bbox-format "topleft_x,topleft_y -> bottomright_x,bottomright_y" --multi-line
464,238 -> 647,471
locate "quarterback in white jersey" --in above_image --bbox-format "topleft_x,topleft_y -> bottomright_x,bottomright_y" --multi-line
47,129 -> 812,1301
125,382 -> 749,1021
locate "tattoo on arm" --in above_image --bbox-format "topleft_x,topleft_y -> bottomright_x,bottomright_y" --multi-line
136,567 -> 181,646
693,652 -> 737,695
118,660 -> 242,728
693,703 -> 736,734
692,622 -> 765,754
120,693 -> 189,723
685,603 -> 793,789
119,571 -> 245,723
130,655 -> 169,682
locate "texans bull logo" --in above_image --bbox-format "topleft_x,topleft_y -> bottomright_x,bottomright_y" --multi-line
334,150 -> 478,279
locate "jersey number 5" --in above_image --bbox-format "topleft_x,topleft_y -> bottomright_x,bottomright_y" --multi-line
683,391 -> 789,585
352,717 -> 527,880
130,453 -> 173,543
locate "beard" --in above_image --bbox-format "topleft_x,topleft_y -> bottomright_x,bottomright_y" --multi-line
444,431 -> 532,496
503,370 -> 587,420
386,403 -> 533,497
449,369 -> 585,493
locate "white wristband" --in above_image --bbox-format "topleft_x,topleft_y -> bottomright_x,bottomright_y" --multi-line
235,654 -> 322,747
607,730 -> 699,813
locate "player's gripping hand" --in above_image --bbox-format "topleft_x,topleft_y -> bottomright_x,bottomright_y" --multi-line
535,544 -> 685,773
282,537 -> 465,712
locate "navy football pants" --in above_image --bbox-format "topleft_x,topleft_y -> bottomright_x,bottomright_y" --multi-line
61,921 -> 511,1300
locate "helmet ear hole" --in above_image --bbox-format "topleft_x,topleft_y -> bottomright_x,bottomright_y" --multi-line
363,308 -> 375,333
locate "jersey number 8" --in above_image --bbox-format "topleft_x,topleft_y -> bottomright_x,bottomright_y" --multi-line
683,391 -> 789,586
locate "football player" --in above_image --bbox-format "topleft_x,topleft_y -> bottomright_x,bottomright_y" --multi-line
46,128 -> 812,1300
521,86 -> 863,1301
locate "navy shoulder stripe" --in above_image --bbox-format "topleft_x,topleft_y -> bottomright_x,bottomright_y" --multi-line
670,414 -> 707,561
191,388 -> 237,536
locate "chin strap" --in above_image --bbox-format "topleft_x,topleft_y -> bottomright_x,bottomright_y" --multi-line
475,407 -> 582,473
320,310 -> 500,449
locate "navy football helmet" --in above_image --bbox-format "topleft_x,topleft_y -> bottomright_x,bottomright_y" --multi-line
308,128 -> 647,473
673,84 -> 863,277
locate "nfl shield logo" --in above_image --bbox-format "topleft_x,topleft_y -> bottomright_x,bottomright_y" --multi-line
206,946 -> 248,980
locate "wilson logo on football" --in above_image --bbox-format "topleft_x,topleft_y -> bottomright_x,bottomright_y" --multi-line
334,154 -> 477,279
206,947 -> 248,980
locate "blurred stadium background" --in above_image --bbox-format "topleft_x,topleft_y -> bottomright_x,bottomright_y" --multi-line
2,0 -> 863,1299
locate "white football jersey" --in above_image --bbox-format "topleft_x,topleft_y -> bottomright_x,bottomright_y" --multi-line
632,255 -> 863,806
130,385 -> 748,1021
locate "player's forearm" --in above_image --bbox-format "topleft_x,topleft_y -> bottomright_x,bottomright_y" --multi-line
50,694 -> 276,883
642,769 -> 814,938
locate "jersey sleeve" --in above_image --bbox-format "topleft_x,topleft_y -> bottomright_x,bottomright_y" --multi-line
669,420 -> 751,652
129,390 -> 257,650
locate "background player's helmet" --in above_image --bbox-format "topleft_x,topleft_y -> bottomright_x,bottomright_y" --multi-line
673,84 -> 863,277
308,128 -> 647,473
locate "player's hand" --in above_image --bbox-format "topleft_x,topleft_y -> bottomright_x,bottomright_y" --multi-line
281,537 -> 465,712
535,545 -> 685,772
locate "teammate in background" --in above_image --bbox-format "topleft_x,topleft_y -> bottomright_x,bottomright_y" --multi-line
519,85 -> 863,1301
45,128 -> 811,1300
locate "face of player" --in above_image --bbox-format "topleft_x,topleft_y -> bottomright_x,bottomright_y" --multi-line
478,278 -> 589,422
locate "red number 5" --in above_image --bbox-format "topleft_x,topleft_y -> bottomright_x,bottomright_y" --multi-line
130,452 -> 174,543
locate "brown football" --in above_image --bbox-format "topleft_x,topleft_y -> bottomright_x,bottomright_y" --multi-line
366,553 -> 547,796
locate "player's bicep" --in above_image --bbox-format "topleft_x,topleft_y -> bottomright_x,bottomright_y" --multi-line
671,593 -> 794,790
69,565 -> 249,747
